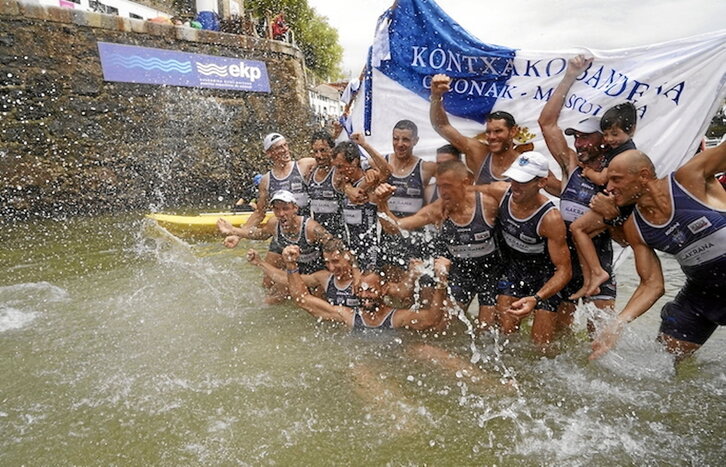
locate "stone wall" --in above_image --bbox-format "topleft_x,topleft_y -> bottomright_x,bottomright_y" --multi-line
0,0 -> 315,219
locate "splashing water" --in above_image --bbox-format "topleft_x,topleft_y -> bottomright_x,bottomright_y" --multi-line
0,214 -> 723,465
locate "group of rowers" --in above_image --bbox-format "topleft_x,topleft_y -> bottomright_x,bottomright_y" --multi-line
218,55 -> 726,362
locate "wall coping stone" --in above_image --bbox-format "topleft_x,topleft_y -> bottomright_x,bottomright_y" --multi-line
5,0 -> 304,60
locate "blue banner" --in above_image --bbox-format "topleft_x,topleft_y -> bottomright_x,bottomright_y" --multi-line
97,42 -> 270,93
352,0 -> 726,175
375,0 -> 516,123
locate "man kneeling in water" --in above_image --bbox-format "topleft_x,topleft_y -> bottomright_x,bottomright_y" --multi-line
282,245 -> 453,331
247,238 -> 360,307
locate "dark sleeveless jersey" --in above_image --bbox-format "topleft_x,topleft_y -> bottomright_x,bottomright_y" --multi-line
385,155 -> 426,217
342,177 -> 378,268
475,153 -> 510,185
498,189 -> 557,268
440,192 -> 497,263
268,161 -> 309,211
633,174 -> 726,284
559,167 -> 616,300
324,274 -> 359,307
560,167 -> 603,225
308,166 -> 345,238
269,216 -> 323,274
352,308 -> 397,330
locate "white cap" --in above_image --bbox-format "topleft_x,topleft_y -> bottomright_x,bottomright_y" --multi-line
269,190 -> 297,205
263,133 -> 286,151
503,151 -> 549,183
564,117 -> 601,136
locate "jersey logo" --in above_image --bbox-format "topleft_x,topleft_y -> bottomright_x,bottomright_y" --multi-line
406,187 -> 421,196
520,234 -> 537,243
474,231 -> 491,241
687,216 -> 712,234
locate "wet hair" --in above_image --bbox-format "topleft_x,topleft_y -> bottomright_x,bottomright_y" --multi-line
310,130 -> 335,148
436,144 -> 462,158
600,102 -> 637,134
360,269 -> 385,286
486,111 -> 516,128
393,119 -> 419,138
436,159 -> 471,178
332,141 -> 360,163
323,238 -> 348,254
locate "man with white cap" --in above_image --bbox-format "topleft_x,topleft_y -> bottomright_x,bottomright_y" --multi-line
218,189 -> 332,302
239,132 -> 317,232
489,151 -> 571,346
538,54 -> 618,331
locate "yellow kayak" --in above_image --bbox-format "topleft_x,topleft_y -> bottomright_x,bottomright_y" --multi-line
146,211 -> 273,238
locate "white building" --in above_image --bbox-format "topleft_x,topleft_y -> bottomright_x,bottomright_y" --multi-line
308,83 -> 344,125
35,0 -> 172,20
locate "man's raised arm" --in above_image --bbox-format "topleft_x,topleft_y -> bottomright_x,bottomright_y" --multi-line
429,74 -> 487,171
676,140 -> 726,198
351,132 -> 392,183
538,55 -> 592,176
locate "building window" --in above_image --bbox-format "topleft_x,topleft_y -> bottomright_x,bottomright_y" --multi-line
90,1 -> 119,15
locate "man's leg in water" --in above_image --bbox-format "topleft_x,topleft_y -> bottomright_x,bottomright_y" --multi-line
531,308 -> 558,346
496,294 -> 521,334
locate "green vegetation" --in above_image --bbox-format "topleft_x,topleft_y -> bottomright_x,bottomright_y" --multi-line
169,0 -> 343,79
246,0 -> 343,80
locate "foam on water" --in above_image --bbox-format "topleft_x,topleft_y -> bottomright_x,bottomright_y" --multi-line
0,307 -> 38,332
0,281 -> 69,305
2,215 -> 723,465
0,281 -> 69,332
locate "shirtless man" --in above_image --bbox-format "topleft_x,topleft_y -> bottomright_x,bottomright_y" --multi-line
379,120 -> 437,282
538,55 -> 617,331
283,245 -> 452,332
242,132 -> 316,230
591,142 -> 726,361
375,160 -> 504,327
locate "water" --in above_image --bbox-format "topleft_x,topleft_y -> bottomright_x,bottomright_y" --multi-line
1,214 -> 724,465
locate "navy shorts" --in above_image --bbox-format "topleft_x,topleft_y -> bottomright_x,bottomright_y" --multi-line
659,279 -> 726,345
448,256 -> 502,307
378,230 -> 435,268
497,261 -> 560,312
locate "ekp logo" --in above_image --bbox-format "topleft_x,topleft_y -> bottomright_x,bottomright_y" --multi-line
196,61 -> 263,82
